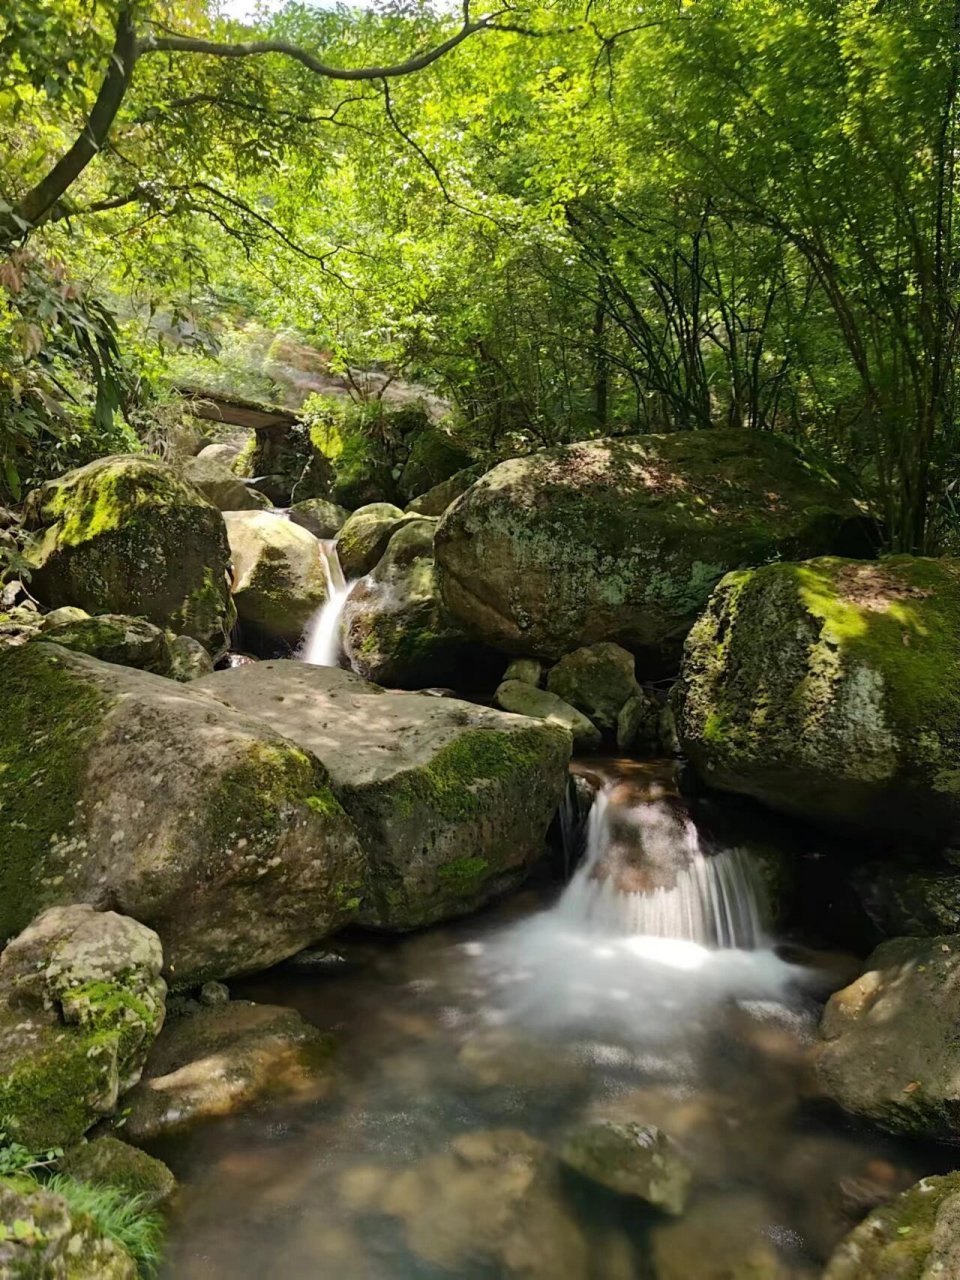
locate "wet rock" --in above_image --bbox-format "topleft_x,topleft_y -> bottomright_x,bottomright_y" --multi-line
0,905 -> 165,1149
377,1130 -> 589,1280
457,1028 -> 589,1095
823,1171 -> 960,1279
651,1192 -> 802,1280
547,642 -> 641,731
224,509 -> 329,651
336,502 -> 408,578
617,689 -> 663,751
166,633 -> 215,681
0,1181 -> 137,1278
674,556 -> 960,843
0,643 -> 366,982
58,1136 -> 177,1211
23,455 -> 236,659
435,430 -> 870,666
559,1120 -> 692,1214
37,613 -> 172,674
122,1001 -> 334,1140
406,463 -> 485,516
196,660 -> 571,929
494,679 -> 601,749
342,518 -> 485,689
816,935 -> 960,1138
180,455 -> 272,511
288,496 -> 350,539
851,858 -> 960,936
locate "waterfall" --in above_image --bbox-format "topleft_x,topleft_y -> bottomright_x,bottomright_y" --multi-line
300,540 -> 354,667
558,788 -> 766,949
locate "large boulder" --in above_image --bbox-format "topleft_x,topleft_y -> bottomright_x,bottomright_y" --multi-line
0,643 -> 365,982
23,455 -> 236,659
0,905 -> 165,1149
122,1001 -> 334,1141
288,496 -> 350,539
342,518 -> 487,689
546,642 -> 641,732
435,431 -> 871,666
673,556 -> 960,843
336,502 -> 408,579
823,1171 -> 960,1279
816,935 -> 960,1139
37,613 -> 174,675
0,1181 -> 137,1279
397,428 -> 474,503
196,661 -> 572,928
406,463 -> 485,517
180,454 -> 272,511
224,510 -> 328,651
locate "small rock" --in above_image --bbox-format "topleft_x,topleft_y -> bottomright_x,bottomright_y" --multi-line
39,606 -> 90,629
166,633 -> 215,681
504,658 -> 544,687
547,642 -> 641,731
199,980 -> 230,1006
58,1135 -> 177,1211
494,679 -> 600,749
616,690 -> 661,751
559,1120 -> 692,1214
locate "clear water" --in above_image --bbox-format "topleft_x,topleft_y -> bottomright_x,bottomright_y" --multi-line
299,540 -> 353,667
154,762 -> 942,1279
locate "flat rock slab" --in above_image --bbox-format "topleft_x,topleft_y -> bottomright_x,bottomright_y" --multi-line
198,661 -> 571,928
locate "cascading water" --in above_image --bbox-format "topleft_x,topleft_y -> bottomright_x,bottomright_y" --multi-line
559,787 -> 766,948
300,540 -> 354,667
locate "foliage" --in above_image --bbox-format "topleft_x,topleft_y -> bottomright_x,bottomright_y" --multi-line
44,1173 -> 165,1276
0,1135 -> 61,1178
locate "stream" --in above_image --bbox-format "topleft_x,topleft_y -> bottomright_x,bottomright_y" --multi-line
153,759 -> 942,1279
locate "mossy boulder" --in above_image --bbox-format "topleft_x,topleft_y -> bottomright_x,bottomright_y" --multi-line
397,429 -> 474,504
288,496 -> 350,539
23,455 -> 236,659
166,633 -> 215,681
822,1171 -> 960,1279
336,502 -> 408,579
342,518 -> 489,689
406,463 -> 486,517
816,935 -> 960,1139
0,643 -> 366,982
122,1001 -> 334,1141
546,643 -> 641,732
435,430 -> 872,667
0,905 -> 165,1150
558,1120 -> 692,1214
180,454 -> 272,511
196,661 -> 572,928
494,680 -> 601,749
37,613 -> 172,674
673,556 -> 960,843
58,1137 -> 176,1212
224,509 -> 328,652
0,1181 -> 137,1278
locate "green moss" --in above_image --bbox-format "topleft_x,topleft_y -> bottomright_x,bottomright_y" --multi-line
231,436 -> 258,479
0,645 -> 114,941
438,856 -> 488,885
0,1028 -> 121,1150
305,787 -> 346,818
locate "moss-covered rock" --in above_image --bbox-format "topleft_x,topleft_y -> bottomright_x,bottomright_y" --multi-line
224,509 -> 328,652
0,643 -> 366,982
0,905 -> 165,1150
232,421 -> 335,506
558,1120 -> 692,1214
196,661 -> 572,928
406,463 -> 486,517
673,555 -> 960,842
494,680 -> 600,749
37,614 -> 172,674
336,502 -> 408,579
23,455 -> 236,659
397,428 -> 474,504
180,454 -> 272,511
0,1181 -> 137,1278
822,1171 -> 960,1279
122,1001 -> 335,1141
58,1137 -> 176,1212
165,633 -> 215,681
816,935 -> 960,1139
342,518 -> 490,689
546,643 -> 641,732
435,430 -> 873,667
651,1192 -> 796,1280
288,496 -> 350,539
616,690 -> 663,751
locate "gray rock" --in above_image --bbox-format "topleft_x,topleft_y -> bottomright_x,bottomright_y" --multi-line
494,679 -> 600,749
616,690 -> 662,751
199,980 -> 230,1006
58,1136 -> 176,1211
166,633 -> 215,681
224,509 -> 328,650
503,658 -> 543,686
288,496 -> 350,539
181,455 -> 272,511
38,613 -> 172,674
406,464 -> 485,517
547,642 -> 641,731
559,1120 -> 691,1213
336,502 -> 408,578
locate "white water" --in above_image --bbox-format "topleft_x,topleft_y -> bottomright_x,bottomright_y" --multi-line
300,540 -> 354,666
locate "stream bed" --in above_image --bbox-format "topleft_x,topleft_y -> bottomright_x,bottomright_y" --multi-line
153,762 -> 945,1279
